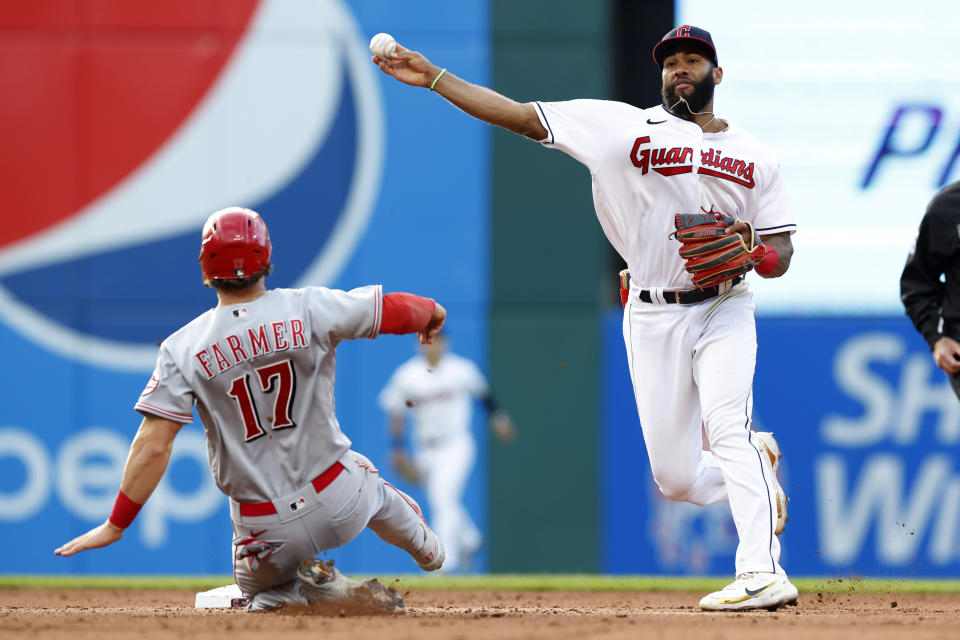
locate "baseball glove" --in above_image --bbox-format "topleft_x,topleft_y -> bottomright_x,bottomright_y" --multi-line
674,212 -> 764,288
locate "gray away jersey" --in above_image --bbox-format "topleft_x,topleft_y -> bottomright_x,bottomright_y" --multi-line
135,285 -> 383,502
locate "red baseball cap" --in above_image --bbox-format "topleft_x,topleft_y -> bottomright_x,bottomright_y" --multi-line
652,25 -> 718,68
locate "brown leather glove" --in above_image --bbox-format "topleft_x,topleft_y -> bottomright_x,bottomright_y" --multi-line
674,212 -> 764,288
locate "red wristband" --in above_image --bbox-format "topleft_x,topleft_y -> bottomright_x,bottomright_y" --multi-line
381,292 -> 436,335
108,490 -> 143,530
754,245 -> 779,276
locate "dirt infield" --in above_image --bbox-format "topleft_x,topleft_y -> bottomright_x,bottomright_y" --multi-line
1,587 -> 957,640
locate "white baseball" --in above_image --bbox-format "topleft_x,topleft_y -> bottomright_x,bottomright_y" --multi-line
369,33 -> 397,59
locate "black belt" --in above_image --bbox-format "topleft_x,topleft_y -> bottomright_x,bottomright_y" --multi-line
637,277 -> 742,305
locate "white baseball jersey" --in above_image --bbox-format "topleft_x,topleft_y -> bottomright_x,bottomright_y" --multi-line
533,101 -> 796,289
134,285 -> 382,502
377,353 -> 488,447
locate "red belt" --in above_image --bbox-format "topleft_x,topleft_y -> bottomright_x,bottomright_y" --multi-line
238,462 -> 345,517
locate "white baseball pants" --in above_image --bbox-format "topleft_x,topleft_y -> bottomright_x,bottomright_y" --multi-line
622,285 -> 783,576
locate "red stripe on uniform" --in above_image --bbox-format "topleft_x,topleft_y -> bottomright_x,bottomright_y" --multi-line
134,402 -> 192,422
383,481 -> 424,520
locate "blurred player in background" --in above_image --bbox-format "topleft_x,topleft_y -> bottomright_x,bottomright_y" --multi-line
901,181 -> 960,398
379,331 -> 515,572
55,207 -> 447,611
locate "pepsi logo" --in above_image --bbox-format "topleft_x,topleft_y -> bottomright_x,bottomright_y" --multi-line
0,0 -> 383,371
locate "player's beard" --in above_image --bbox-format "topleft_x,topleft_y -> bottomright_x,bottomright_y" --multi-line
661,73 -> 715,117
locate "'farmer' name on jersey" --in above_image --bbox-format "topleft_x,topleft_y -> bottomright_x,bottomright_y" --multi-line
194,318 -> 307,379
629,136 -> 756,188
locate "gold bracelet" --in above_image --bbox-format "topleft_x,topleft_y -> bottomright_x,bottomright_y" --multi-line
429,68 -> 447,92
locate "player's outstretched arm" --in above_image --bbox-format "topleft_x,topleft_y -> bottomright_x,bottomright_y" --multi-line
373,44 -> 548,141
55,415 -> 184,556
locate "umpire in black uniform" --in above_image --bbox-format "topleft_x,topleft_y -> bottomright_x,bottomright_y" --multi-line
901,181 -> 960,398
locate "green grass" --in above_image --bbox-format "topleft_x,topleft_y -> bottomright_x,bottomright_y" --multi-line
0,576 -> 236,591
2,574 -> 958,594
391,575 -> 960,594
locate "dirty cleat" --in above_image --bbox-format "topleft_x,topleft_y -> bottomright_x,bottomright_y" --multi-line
354,577 -> 406,611
297,558 -> 404,611
699,572 -> 798,611
297,558 -> 353,602
753,431 -> 789,535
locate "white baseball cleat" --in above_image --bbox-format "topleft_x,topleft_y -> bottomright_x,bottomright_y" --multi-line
699,572 -> 799,611
753,431 -> 788,535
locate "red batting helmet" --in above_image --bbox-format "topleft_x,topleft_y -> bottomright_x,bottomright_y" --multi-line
199,207 -> 272,281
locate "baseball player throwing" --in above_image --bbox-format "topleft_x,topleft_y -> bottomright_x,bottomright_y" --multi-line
378,332 -> 515,572
374,25 -> 798,610
55,207 -> 446,610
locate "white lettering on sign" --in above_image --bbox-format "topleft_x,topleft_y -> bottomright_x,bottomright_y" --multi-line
56,428 -> 128,520
822,333 -> 960,447
895,354 -> 960,444
0,427 -> 52,520
816,453 -> 957,565
0,426 -> 222,548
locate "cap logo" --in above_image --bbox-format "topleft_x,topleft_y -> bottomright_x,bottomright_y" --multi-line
677,25 -> 691,37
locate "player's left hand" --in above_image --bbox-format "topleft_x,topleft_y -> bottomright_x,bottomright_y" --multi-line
55,520 -> 124,557
724,219 -> 756,246
419,302 -> 446,344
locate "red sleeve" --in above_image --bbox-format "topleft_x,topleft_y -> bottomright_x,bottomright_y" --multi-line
380,292 -> 436,335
